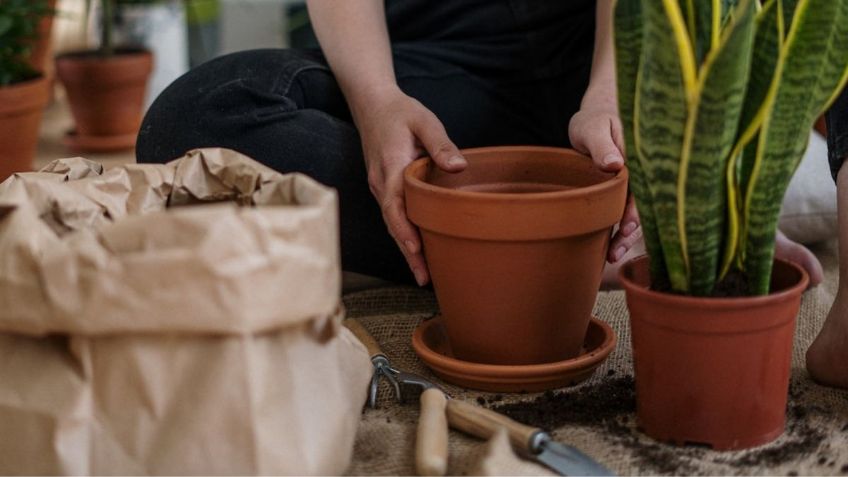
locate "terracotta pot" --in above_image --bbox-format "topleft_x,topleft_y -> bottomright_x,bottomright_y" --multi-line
404,146 -> 628,365
0,76 -> 51,182
620,256 -> 809,450
55,49 -> 153,144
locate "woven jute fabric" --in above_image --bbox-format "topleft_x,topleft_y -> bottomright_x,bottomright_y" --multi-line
343,242 -> 848,476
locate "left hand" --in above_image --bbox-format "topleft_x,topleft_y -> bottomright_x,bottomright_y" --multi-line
568,105 -> 642,263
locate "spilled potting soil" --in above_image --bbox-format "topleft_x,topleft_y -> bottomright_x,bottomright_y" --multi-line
489,376 -> 835,475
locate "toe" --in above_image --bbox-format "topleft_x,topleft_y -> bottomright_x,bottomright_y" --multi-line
775,231 -> 824,287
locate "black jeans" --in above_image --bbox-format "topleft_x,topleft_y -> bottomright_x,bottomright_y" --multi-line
827,87 -> 848,182
136,48 -> 590,284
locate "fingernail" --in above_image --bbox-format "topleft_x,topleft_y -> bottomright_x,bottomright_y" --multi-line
412,267 -> 427,287
404,240 -> 417,255
614,246 -> 626,261
622,222 -> 637,236
447,156 -> 467,168
602,154 -> 622,168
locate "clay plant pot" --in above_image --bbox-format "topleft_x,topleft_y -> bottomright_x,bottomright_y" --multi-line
404,146 -> 628,365
0,76 -> 51,182
55,48 -> 153,152
620,256 -> 809,450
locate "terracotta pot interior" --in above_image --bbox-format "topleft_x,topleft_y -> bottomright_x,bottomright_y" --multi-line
422,150 -> 616,194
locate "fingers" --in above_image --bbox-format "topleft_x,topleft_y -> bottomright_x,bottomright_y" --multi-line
362,97 -> 464,286
569,112 -> 625,172
608,194 -> 642,263
411,111 -> 467,172
368,161 -> 430,286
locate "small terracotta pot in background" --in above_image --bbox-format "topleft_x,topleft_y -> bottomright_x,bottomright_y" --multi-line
405,146 -> 628,365
0,76 -> 51,182
620,256 -> 808,450
55,48 -> 153,151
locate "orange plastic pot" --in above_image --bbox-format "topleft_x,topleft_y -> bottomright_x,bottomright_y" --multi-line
404,146 -> 628,365
0,76 -> 50,182
55,49 -> 152,143
620,256 -> 809,450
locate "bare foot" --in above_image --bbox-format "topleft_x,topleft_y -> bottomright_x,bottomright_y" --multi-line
806,291 -> 848,388
774,230 -> 824,287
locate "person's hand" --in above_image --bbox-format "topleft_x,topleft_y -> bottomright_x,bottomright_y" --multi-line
355,86 -> 467,286
568,105 -> 642,263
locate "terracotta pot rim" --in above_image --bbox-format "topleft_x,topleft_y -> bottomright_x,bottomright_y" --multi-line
404,146 -> 627,203
0,74 -> 48,92
619,255 -> 809,308
55,49 -> 153,85
55,48 -> 152,62
412,316 -> 617,377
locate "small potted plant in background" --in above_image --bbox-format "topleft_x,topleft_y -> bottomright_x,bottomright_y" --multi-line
55,0 -> 153,153
615,0 -> 847,450
0,0 -> 54,181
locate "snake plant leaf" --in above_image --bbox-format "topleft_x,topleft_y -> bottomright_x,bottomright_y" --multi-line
718,0 -> 781,277
780,0 -> 800,38
678,0 -> 723,65
734,0 -> 781,148
743,0 -> 848,294
636,0 -> 695,292
614,0 -> 668,284
680,0 -> 756,295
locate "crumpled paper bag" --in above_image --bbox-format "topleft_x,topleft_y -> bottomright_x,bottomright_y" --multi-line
0,149 -> 372,475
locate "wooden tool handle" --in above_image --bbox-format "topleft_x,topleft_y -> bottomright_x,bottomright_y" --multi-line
446,399 -> 539,455
343,319 -> 384,358
416,388 -> 449,476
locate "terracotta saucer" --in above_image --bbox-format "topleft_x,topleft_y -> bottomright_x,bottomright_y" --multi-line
63,129 -> 136,153
412,315 -> 616,392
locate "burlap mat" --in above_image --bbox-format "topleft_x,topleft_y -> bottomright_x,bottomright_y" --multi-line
343,242 -> 848,476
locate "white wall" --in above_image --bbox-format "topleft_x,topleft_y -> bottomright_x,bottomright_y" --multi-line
220,0 -> 300,53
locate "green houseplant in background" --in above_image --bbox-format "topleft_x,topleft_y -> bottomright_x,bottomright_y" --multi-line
615,0 -> 847,450
54,0 -> 154,153
0,0 -> 53,181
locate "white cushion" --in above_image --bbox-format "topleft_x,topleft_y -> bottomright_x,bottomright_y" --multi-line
779,131 -> 838,244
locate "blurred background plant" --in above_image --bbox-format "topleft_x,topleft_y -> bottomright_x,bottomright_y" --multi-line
0,0 -> 54,85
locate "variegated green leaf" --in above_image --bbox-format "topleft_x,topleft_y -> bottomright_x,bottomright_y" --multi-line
678,0 -> 723,64
719,0 -> 781,276
680,0 -> 756,295
735,0 -> 781,146
636,0 -> 695,292
780,0 -> 800,39
615,0 -> 668,284
743,0 -> 848,294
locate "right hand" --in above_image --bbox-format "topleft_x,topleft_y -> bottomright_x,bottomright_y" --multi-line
354,86 -> 466,286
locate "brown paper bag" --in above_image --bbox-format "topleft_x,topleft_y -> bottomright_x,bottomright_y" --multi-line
0,149 -> 372,475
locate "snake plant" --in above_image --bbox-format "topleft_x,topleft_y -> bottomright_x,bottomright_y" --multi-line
615,0 -> 848,296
